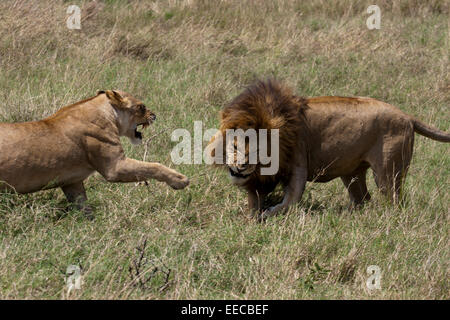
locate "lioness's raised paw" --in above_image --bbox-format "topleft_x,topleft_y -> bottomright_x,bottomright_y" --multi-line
168,173 -> 189,190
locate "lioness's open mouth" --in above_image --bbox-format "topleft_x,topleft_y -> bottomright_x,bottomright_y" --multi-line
134,122 -> 150,139
134,128 -> 143,139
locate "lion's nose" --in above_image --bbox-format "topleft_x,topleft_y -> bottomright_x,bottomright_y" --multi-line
150,113 -> 156,121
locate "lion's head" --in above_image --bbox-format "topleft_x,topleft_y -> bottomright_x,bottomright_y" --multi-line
209,79 -> 307,192
99,90 -> 156,145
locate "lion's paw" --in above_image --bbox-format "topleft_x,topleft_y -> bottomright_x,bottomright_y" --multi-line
258,206 -> 279,222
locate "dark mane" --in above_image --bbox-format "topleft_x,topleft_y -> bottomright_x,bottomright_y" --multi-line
219,79 -> 307,192
221,79 -> 307,130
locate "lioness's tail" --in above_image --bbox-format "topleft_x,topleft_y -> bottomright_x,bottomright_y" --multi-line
412,118 -> 450,142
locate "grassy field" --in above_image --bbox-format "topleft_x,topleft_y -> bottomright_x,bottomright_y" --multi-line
0,0 -> 448,299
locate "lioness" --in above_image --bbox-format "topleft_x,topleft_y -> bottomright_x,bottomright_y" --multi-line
208,79 -> 449,220
0,90 -> 189,217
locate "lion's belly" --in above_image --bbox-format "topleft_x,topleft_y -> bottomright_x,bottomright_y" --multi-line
304,106 -> 380,181
307,161 -> 371,182
307,145 -> 371,182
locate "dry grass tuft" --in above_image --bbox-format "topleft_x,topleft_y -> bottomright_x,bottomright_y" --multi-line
334,247 -> 360,284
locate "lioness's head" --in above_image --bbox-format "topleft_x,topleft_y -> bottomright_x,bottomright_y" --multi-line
99,90 -> 156,145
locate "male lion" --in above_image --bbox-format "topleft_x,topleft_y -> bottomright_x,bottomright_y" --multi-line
0,90 -> 189,217
208,79 -> 449,220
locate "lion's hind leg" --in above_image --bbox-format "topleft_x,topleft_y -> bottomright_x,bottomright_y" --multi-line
372,163 -> 410,205
341,168 -> 371,208
368,132 -> 414,204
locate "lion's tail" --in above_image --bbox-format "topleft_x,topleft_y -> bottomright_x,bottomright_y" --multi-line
413,118 -> 450,142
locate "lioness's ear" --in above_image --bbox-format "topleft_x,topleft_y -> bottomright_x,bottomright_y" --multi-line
104,90 -> 125,107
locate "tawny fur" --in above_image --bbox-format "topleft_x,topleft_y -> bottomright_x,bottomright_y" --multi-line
0,90 -> 189,217
209,79 -> 450,219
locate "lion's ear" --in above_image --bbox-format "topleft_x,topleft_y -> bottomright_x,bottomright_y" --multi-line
104,90 -> 125,107
97,90 -> 106,95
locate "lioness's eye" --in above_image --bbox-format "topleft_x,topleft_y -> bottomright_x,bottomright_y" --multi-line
134,104 -> 146,113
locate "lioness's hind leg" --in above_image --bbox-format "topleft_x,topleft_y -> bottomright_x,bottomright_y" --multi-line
61,182 -> 93,219
341,169 -> 371,207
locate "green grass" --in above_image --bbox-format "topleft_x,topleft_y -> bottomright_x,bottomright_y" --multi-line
0,0 -> 448,299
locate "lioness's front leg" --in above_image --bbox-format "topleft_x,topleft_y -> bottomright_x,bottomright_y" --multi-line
102,158 -> 189,189
260,166 -> 307,221
86,139 -> 189,190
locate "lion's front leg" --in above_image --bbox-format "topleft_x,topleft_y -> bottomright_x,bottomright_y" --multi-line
259,166 -> 307,221
247,189 -> 265,217
103,158 -> 189,190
